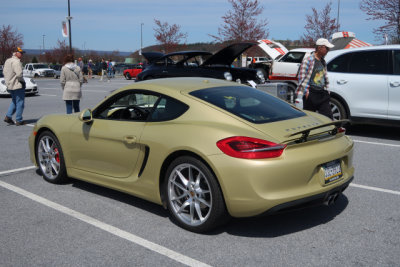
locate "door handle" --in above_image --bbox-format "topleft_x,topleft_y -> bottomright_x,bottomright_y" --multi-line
390,81 -> 400,87
123,135 -> 136,144
337,80 -> 348,85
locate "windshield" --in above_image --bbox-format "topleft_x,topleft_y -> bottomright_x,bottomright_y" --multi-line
190,86 -> 305,124
33,64 -> 49,69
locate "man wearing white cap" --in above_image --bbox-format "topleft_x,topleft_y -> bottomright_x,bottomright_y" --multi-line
296,38 -> 334,119
3,47 -> 26,125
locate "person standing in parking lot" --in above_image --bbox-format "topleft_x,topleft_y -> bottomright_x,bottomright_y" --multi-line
100,58 -> 108,81
60,54 -> 83,114
87,59 -> 93,79
107,59 -> 114,81
3,47 -> 26,126
296,38 -> 334,119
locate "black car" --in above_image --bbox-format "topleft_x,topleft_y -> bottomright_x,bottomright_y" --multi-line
136,43 -> 265,86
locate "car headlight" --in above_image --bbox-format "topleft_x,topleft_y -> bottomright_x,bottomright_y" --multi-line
224,72 -> 232,81
30,79 -> 36,84
256,70 -> 265,83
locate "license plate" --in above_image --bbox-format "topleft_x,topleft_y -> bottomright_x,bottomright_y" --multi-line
323,160 -> 342,184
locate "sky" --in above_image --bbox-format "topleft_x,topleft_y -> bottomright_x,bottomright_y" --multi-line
1,0 -> 385,53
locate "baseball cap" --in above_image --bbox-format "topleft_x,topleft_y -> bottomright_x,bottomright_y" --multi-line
16,47 -> 26,54
315,38 -> 334,48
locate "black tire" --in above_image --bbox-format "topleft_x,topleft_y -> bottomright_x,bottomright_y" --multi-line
34,74 -> 39,78
164,156 -> 229,233
330,98 -> 348,121
125,73 -> 131,80
36,131 -> 68,184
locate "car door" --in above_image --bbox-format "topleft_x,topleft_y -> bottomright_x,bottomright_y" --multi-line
67,91 -> 159,178
389,50 -> 400,120
328,49 -> 390,119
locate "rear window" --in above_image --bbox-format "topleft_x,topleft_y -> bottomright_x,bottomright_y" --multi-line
190,86 -> 305,123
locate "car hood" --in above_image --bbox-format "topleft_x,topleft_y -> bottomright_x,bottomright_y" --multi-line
202,42 -> 257,66
142,52 -> 165,63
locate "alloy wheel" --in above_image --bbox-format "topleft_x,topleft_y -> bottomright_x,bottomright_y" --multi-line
37,135 -> 61,179
167,163 -> 212,227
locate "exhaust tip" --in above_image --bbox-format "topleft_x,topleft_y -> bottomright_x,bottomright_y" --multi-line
323,192 -> 340,206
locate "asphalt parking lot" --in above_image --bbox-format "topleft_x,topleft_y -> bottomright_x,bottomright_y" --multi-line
1,77 -> 399,266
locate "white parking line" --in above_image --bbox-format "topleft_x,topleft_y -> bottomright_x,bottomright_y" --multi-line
0,180 -> 210,267
350,183 -> 400,196
352,139 -> 400,148
38,94 -> 57,96
0,166 -> 36,176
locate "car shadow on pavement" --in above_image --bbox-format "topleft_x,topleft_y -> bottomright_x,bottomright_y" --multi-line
69,178 -> 168,218
346,124 -> 400,141
216,194 -> 349,237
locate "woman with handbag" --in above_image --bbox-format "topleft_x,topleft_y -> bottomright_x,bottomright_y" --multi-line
60,54 -> 83,114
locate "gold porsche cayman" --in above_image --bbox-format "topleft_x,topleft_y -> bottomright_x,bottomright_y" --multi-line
29,78 -> 354,232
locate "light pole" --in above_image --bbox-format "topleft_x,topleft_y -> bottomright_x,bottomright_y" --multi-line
140,23 -> 144,56
42,35 -> 45,54
67,0 -> 73,53
337,0 -> 340,32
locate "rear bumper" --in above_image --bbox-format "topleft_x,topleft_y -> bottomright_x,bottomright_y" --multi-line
260,176 -> 353,216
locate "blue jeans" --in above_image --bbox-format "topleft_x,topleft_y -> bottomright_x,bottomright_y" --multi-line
65,100 -> 80,114
6,88 -> 25,122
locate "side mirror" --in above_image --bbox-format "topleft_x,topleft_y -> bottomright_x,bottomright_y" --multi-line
79,109 -> 93,123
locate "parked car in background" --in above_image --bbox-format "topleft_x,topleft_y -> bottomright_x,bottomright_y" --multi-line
0,69 -> 39,96
82,64 -> 100,76
23,63 -> 55,78
49,64 -> 62,79
29,77 -> 354,233
113,63 -> 136,75
325,45 -> 400,126
123,64 -> 143,80
136,43 -> 266,87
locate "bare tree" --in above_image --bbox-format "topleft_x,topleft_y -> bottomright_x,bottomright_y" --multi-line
52,39 -> 72,64
211,0 -> 268,43
360,0 -> 400,43
302,2 -> 338,46
0,25 -> 24,64
153,19 -> 187,53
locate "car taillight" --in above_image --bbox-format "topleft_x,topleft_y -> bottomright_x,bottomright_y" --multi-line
338,127 -> 346,133
216,136 -> 286,159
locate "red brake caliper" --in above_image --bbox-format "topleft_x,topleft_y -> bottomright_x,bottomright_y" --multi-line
54,148 -> 60,163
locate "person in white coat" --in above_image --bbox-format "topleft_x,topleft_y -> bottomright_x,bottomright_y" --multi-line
60,54 -> 83,114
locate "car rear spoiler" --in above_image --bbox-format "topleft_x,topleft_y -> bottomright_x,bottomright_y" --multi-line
285,120 -> 349,144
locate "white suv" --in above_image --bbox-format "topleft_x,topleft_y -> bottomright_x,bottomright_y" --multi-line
325,45 -> 400,125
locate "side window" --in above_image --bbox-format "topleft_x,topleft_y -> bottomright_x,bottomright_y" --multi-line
393,50 -> 400,75
328,53 -> 352,72
93,91 -> 160,121
28,65 -> 33,71
150,97 -> 189,121
280,52 -> 305,63
348,50 -> 389,74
